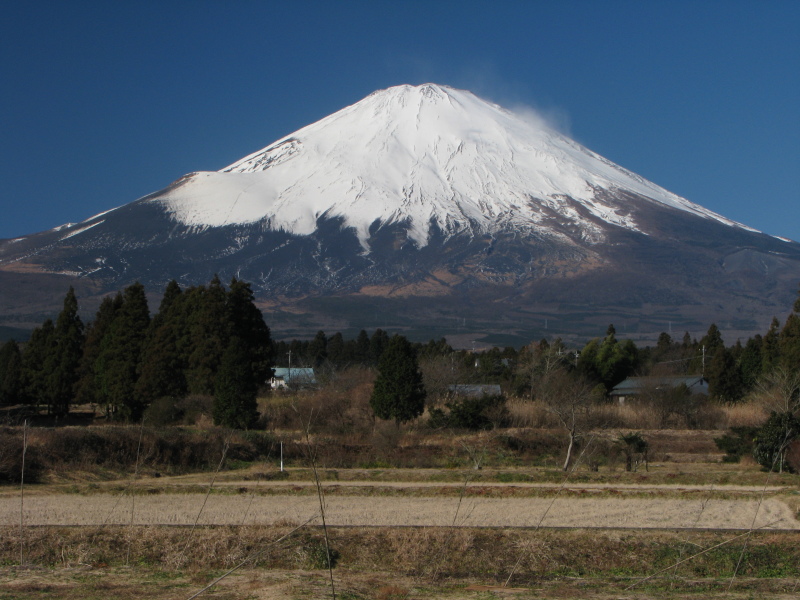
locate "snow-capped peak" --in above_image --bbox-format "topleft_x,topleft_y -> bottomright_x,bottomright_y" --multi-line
152,83 -> 756,249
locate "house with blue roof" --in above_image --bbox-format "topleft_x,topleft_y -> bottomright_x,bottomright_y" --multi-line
610,376 -> 708,405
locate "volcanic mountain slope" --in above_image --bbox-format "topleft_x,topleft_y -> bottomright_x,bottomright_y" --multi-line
1,84 -> 798,343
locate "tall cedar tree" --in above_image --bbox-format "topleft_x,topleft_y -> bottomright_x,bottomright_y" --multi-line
778,288 -> 800,370
354,330 -> 370,363
369,328 -> 389,366
95,283 -> 150,420
213,337 -> 259,429
74,293 -> 123,405
20,319 -> 54,407
307,330 -> 328,367
739,335 -> 764,389
326,332 -> 345,367
762,317 -> 781,373
135,280 -> 188,404
226,277 -> 273,388
45,287 -> 85,415
0,340 -> 22,406
185,276 -> 228,395
706,347 -> 744,403
370,334 -> 426,424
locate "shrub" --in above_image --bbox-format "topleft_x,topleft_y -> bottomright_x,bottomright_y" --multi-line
753,411 -> 800,472
0,428 -> 43,483
143,397 -> 182,426
714,426 -> 759,463
441,394 -> 508,430
617,432 -> 649,472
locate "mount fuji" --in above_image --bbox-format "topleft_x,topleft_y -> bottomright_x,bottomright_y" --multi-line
1,84 -> 798,344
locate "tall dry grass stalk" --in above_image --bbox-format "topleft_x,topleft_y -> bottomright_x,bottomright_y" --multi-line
296,406 -> 336,600
19,419 -> 27,566
125,419 -> 146,565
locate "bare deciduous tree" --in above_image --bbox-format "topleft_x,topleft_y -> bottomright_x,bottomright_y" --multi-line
536,367 -> 594,471
751,367 -> 800,415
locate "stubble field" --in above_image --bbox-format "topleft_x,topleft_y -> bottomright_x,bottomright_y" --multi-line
1,426 -> 799,599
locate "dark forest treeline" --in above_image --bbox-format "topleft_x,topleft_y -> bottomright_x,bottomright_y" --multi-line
0,277 -> 272,427
1,281 -> 800,427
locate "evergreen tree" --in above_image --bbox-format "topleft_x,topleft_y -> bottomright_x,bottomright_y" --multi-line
45,287 -> 85,416
368,329 -> 389,366
135,282 -> 188,406
700,323 -> 725,355
326,332 -> 345,367
706,347 -> 744,403
739,335 -> 764,390
753,411 -> 800,473
226,277 -> 273,389
354,329 -> 370,364
762,317 -> 781,374
0,340 -> 22,406
20,319 -> 55,407
74,293 -> 123,405
213,337 -> 259,429
578,325 -> 638,391
694,323 -> 725,374
306,330 -> 328,367
370,334 -> 426,424
95,282 -> 150,420
779,297 -> 800,370
185,276 -> 228,395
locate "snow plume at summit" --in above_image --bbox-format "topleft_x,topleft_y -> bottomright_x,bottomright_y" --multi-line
150,84 -> 755,252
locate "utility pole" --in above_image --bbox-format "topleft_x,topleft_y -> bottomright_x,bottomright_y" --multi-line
701,345 -> 706,377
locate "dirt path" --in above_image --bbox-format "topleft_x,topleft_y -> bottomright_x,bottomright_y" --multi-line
3,493 -> 797,530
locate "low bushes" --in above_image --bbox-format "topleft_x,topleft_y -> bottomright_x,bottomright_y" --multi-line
0,426 -> 278,481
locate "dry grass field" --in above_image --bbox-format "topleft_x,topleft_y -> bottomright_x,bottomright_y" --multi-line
1,417 -> 799,599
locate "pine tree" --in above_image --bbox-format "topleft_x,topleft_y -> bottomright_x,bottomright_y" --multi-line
95,282 -> 150,420
20,319 -> 55,408
45,287 -> 85,416
739,335 -> 763,390
706,347 -> 743,403
185,276 -> 228,395
75,293 -> 123,405
226,278 -> 273,388
0,340 -> 22,406
370,334 -> 426,424
778,292 -> 800,370
762,317 -> 781,374
307,330 -> 328,367
354,329 -> 370,364
326,332 -> 345,367
135,281 -> 188,404
213,337 -> 259,429
369,329 -> 389,366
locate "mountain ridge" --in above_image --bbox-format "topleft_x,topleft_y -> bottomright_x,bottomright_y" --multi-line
0,83 -> 797,344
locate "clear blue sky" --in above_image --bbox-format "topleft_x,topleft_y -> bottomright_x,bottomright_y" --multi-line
2,1 -> 798,241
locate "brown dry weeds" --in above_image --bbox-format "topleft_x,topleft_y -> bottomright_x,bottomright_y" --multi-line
1,527 -> 799,599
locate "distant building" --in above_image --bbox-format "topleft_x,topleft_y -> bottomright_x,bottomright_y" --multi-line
448,384 -> 503,398
270,367 -> 316,390
610,376 -> 708,405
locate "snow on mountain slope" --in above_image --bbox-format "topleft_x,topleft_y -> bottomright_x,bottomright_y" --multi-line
151,84 -> 755,250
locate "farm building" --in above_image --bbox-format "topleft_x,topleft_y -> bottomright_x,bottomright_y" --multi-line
609,376 -> 708,404
270,367 -> 316,390
448,384 -> 503,398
